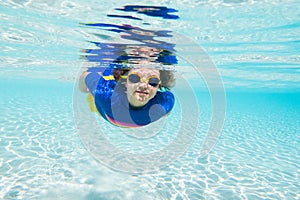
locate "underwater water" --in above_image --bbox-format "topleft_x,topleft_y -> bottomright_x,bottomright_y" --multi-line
1,0 -> 300,199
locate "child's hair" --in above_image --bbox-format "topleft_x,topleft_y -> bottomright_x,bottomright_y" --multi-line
113,68 -> 129,80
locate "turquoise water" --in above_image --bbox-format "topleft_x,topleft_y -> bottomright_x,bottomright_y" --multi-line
1,0 -> 300,199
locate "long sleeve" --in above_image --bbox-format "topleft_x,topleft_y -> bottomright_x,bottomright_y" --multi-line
85,72 -> 101,97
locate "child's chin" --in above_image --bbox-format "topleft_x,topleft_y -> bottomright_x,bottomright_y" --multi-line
135,94 -> 149,102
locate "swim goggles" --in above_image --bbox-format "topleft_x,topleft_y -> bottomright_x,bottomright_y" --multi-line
123,73 -> 161,87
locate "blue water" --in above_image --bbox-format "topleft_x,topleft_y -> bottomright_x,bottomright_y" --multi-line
1,0 -> 300,199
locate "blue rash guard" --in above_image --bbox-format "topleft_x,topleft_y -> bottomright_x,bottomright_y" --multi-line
85,68 -> 175,127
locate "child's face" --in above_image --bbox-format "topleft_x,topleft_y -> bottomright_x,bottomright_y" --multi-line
126,68 -> 160,107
